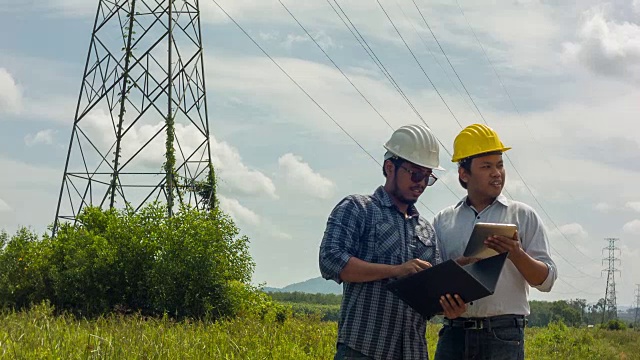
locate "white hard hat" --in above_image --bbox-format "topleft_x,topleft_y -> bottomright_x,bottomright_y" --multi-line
383,124 -> 444,170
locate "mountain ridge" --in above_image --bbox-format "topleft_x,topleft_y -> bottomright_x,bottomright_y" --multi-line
263,276 -> 342,295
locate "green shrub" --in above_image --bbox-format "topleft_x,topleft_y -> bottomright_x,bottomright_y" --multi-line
0,203 -> 265,320
599,319 -> 627,331
227,281 -> 292,323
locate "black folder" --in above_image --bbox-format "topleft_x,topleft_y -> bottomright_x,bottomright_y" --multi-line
386,252 -> 508,318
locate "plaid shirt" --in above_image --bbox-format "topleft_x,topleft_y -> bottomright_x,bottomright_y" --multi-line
319,186 -> 439,360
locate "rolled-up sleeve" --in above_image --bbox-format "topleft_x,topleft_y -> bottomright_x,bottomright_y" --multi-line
319,196 -> 365,284
522,211 -> 557,292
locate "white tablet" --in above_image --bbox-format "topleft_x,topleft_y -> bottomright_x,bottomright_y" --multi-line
463,222 -> 518,259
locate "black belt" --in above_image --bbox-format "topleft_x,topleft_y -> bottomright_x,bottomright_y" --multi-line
443,315 -> 527,330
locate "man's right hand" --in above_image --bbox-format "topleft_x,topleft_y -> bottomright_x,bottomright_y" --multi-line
393,259 -> 432,278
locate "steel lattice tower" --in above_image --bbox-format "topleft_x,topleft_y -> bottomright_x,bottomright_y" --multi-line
634,284 -> 640,330
601,238 -> 621,323
54,0 -> 215,233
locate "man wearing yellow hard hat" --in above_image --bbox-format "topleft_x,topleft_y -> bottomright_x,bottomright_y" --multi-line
320,124 -> 466,360
433,124 -> 557,360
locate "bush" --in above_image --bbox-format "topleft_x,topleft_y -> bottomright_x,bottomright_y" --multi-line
227,281 -> 292,323
600,319 -> 627,331
0,203 -> 268,320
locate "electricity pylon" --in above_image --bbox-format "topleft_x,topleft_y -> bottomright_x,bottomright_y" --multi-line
54,0 -> 215,234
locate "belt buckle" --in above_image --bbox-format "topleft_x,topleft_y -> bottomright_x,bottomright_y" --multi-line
463,320 -> 482,330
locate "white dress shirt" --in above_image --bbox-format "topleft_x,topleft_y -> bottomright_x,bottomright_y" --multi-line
433,194 -> 557,317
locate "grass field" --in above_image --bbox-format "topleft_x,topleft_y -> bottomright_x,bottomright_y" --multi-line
1,303 -> 639,359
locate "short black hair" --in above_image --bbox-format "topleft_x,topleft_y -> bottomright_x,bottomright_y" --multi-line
382,157 -> 405,177
458,158 -> 472,189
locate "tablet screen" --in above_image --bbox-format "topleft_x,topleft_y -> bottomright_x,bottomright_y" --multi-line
463,222 -> 517,258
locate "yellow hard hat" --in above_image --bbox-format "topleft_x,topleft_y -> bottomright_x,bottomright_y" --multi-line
451,124 -> 511,162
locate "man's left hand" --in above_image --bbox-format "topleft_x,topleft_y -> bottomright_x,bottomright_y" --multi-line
440,294 -> 467,319
484,230 -> 523,259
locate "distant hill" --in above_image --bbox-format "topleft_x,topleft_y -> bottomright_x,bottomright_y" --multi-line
263,276 -> 342,295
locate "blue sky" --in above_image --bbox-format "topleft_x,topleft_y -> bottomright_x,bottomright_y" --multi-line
2,0 -> 640,306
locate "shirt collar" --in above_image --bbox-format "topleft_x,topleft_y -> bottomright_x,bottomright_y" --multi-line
455,193 -> 510,209
374,185 -> 420,218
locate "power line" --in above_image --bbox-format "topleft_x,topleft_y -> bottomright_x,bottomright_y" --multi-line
550,247 -> 599,280
278,0 -> 462,202
393,0 -> 478,118
371,0 -> 525,200
210,0 -> 375,165
279,0 -> 394,131
210,0 -> 438,216
217,0 -> 598,279
369,0 -> 598,280
450,0 -> 594,262
376,0 -> 463,129
326,0 -> 423,123
556,277 -> 602,297
328,0 -> 463,163
285,1 -> 596,278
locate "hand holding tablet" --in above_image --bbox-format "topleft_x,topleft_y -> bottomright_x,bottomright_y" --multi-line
464,222 -> 518,259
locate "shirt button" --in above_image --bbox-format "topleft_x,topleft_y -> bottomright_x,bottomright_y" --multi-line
476,216 -> 480,219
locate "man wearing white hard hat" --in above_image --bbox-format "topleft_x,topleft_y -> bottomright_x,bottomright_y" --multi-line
320,124 -> 466,360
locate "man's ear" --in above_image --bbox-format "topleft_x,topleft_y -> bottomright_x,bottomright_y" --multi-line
458,166 -> 469,185
384,160 -> 395,178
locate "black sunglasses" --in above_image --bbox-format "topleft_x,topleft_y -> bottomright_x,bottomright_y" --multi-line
399,165 -> 438,186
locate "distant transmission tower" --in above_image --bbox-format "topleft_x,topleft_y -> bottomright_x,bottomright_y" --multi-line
634,284 -> 640,330
601,238 -> 621,323
53,0 -> 215,234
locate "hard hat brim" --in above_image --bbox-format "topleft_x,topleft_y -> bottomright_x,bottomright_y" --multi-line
451,147 -> 511,163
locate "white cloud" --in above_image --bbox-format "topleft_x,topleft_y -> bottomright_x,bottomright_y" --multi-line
282,31 -> 336,50
595,202 -> 613,212
218,195 -> 261,226
563,9 -> 640,79
0,68 -> 22,114
504,178 -> 536,198
623,219 -> 640,235
24,129 -> 56,146
625,201 -> 640,212
211,136 -> 278,199
0,198 -> 11,213
278,153 -> 335,199
555,223 -> 589,240
81,110 -> 277,199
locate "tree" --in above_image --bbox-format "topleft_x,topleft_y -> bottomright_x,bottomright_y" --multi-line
568,298 -> 587,325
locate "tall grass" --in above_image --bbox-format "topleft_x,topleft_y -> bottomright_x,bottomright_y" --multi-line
1,303 -> 638,359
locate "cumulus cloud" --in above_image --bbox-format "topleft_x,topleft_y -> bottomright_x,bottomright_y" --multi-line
563,9 -> 640,79
218,195 -> 261,226
282,31 -> 336,50
625,201 -> 640,212
623,219 -> 640,235
555,223 -> 589,240
211,137 -> 278,199
0,68 -> 22,114
81,110 -> 277,199
595,202 -> 613,212
278,153 -> 335,199
24,129 -> 56,146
